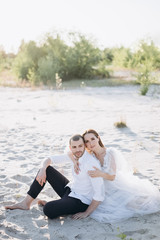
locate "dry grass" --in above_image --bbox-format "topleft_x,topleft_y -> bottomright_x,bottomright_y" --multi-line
0,70 -> 30,87
114,118 -> 127,128
0,70 -> 137,89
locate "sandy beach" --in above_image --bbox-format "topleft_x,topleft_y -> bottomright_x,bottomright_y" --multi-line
0,85 -> 160,240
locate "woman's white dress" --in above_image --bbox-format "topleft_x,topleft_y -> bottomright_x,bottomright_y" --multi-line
90,148 -> 160,223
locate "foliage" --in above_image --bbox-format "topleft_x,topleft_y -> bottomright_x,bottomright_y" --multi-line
13,51 -> 34,80
40,34 -> 68,82
92,48 -> 113,78
103,48 -> 114,64
37,55 -> 58,84
1,33 -> 160,88
12,33 -> 101,84
13,41 -> 45,81
64,33 -> 101,79
136,61 -> 155,95
93,61 -> 110,78
132,40 -> 159,95
114,118 -> 127,128
131,39 -> 160,69
117,227 -> 134,240
0,46 -> 15,72
117,233 -> 134,240
0,49 -> 5,72
55,73 -> 62,89
112,47 -> 133,68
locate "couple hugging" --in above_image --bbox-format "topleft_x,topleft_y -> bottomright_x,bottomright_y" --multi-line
5,129 -> 160,223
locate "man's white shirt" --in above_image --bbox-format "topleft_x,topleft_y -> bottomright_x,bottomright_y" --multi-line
49,151 -> 105,205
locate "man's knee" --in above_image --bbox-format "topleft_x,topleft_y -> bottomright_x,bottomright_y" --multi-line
43,202 -> 55,219
46,165 -> 58,177
46,165 -> 55,179
43,200 -> 62,219
46,165 -> 53,173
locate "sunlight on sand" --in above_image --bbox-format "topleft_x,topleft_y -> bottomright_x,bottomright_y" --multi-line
0,85 -> 160,240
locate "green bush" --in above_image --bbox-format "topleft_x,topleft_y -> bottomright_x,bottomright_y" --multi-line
64,33 -> 100,79
112,47 -> 133,68
93,61 -> 110,78
0,47 -> 15,72
13,52 -> 34,80
37,56 -> 58,84
13,40 -> 45,81
136,61 -> 155,95
10,33 -> 160,86
102,48 -> 114,64
130,39 -> 160,95
131,39 -> 160,69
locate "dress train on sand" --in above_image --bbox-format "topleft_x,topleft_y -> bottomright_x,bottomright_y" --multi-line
90,148 -> 160,223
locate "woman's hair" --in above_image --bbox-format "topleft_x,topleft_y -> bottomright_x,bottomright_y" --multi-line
82,129 -> 104,148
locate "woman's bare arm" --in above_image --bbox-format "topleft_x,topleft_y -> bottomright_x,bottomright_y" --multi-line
88,166 -> 115,181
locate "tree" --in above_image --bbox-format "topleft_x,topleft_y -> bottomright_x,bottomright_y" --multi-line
13,41 -> 45,81
65,33 -> 100,79
132,39 -> 160,95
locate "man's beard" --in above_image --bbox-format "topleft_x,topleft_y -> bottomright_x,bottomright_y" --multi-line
74,150 -> 84,159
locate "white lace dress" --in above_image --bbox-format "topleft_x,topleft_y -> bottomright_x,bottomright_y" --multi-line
90,148 -> 160,223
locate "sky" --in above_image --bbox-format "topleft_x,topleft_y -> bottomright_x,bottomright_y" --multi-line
0,0 -> 160,53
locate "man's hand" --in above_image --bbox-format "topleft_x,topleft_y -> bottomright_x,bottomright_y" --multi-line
36,168 -> 46,186
72,211 -> 89,220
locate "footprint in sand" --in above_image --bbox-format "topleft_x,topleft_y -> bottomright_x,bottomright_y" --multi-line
4,181 -> 23,188
20,164 -> 28,168
0,174 -> 6,179
52,233 -> 69,240
17,156 -> 26,160
11,174 -> 31,183
3,223 -> 30,239
124,228 -> 149,236
0,214 -> 5,220
75,234 -> 83,239
0,193 -> 6,201
7,157 -> 16,160
34,219 -> 47,228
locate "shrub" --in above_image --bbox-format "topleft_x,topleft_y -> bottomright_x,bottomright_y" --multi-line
13,40 -> 45,81
131,39 -> 160,95
13,52 -> 34,80
112,47 -> 133,68
136,61 -> 156,95
37,56 -> 58,84
55,73 -> 62,89
131,39 -> 160,69
114,117 -> 127,128
64,33 -> 101,79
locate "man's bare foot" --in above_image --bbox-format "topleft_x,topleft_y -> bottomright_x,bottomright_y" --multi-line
5,195 -> 33,210
5,201 -> 30,210
37,200 -> 47,206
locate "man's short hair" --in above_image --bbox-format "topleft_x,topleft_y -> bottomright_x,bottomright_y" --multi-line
69,134 -> 84,145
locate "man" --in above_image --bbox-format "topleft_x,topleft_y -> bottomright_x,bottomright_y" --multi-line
5,134 -> 104,219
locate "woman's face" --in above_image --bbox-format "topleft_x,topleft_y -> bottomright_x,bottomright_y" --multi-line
84,133 -> 99,151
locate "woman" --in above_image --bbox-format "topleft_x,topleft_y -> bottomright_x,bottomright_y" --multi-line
74,129 -> 160,223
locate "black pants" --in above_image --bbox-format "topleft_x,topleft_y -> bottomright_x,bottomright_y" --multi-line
27,166 -> 89,219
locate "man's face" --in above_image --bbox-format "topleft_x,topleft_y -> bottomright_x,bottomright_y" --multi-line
70,138 -> 85,158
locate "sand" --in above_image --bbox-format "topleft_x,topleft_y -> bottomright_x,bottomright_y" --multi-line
0,85 -> 160,240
